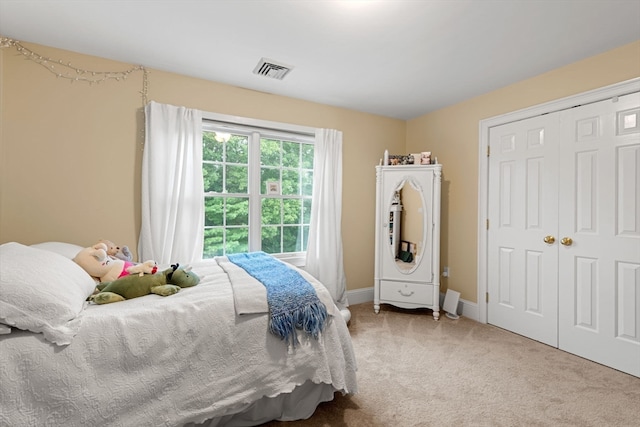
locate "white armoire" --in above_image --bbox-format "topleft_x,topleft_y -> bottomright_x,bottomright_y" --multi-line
374,164 -> 442,320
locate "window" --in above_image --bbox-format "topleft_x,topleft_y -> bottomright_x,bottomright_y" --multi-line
202,119 -> 314,262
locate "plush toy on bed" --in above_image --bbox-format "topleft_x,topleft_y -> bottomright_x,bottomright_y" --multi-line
99,239 -> 133,262
90,263 -> 200,304
73,242 -> 157,283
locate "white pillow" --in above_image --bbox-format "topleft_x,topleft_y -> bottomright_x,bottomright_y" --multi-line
0,242 -> 97,345
30,241 -> 84,259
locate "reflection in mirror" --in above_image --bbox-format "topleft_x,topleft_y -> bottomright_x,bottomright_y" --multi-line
388,180 -> 424,274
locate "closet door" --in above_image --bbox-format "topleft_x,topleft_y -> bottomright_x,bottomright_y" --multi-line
487,114 -> 560,347
558,93 -> 640,376
488,92 -> 640,377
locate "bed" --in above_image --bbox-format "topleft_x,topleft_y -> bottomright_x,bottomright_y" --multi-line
0,242 -> 358,427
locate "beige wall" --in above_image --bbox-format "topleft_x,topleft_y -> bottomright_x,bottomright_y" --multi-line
0,42 -> 405,293
2,40 -> 639,300
406,40 -> 640,302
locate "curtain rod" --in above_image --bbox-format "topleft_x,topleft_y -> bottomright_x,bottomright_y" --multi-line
202,111 -> 316,138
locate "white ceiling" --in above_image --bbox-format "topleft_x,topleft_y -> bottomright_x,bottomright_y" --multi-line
1,0 -> 639,120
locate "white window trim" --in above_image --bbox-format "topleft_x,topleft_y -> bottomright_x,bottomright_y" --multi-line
202,111 -> 317,266
202,111 -> 316,138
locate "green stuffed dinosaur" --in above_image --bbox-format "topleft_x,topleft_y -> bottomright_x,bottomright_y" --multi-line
90,263 -> 200,304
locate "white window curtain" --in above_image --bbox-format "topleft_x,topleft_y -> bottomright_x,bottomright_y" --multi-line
305,129 -> 349,310
138,101 -> 204,264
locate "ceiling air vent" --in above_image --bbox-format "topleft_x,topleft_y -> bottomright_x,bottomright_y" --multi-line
253,58 -> 293,80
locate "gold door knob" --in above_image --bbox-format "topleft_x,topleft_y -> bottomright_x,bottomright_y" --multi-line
543,235 -> 555,244
561,237 -> 573,246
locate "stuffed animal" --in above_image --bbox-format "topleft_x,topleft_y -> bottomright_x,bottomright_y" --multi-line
90,263 -> 200,304
99,239 -> 133,262
73,242 -> 157,283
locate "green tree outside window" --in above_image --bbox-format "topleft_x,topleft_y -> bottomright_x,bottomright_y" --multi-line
202,127 -> 313,258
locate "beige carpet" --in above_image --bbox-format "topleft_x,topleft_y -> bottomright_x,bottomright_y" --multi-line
262,303 -> 640,427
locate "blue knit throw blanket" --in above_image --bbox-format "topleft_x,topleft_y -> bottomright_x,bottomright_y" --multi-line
227,252 -> 327,346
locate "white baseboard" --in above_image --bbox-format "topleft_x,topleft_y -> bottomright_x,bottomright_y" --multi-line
347,286 -> 480,322
460,299 -> 479,321
346,287 -> 374,306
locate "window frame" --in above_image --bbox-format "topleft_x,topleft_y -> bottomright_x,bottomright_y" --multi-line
202,111 -> 316,266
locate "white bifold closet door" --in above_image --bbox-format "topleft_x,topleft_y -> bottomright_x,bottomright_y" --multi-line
487,92 -> 640,377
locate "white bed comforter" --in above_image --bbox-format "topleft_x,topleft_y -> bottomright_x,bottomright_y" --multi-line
0,259 -> 358,427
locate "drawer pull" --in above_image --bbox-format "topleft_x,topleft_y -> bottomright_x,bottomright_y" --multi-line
398,289 -> 414,297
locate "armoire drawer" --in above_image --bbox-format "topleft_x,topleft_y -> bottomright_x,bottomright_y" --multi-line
380,280 -> 433,305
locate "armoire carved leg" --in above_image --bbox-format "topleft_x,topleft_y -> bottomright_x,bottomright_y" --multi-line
374,304 -> 380,314
432,310 -> 440,321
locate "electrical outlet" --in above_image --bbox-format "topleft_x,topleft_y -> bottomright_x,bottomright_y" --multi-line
442,266 -> 449,277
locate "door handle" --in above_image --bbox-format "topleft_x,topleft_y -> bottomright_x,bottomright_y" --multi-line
398,289 -> 415,297
543,235 -> 555,244
561,237 -> 573,246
